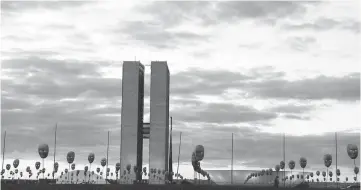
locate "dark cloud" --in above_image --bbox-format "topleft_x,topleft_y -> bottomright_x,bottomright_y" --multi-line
286,36 -> 317,52
215,2 -> 309,22
282,18 -> 360,33
138,1 -> 318,27
2,49 -> 59,58
170,68 -> 257,96
1,1 -> 92,12
246,74 -> 360,101
268,104 -> 314,114
266,104 -> 314,121
138,1 -> 217,27
118,21 -> 208,49
172,101 -> 278,124
2,57 -> 120,100
170,68 -> 360,101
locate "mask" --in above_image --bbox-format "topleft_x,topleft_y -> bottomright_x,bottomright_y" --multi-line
194,145 -> 204,161
323,154 -> 332,168
71,163 -> 75,170
67,151 -> 75,164
126,164 -> 131,171
88,153 -> 95,164
288,160 -> 295,170
336,169 -> 340,176
354,166 -> 359,175
101,158 -> 106,167
13,159 -> 19,168
347,144 -> 358,160
275,165 -> 280,172
6,164 -> 10,170
112,163 -> 119,172
35,162 -> 40,170
38,144 -> 49,159
280,161 -> 285,169
299,157 -> 307,168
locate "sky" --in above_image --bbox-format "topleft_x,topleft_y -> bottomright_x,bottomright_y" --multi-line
0,0 -> 360,183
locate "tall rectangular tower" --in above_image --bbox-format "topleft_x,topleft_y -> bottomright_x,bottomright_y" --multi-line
120,61 -> 144,182
149,61 -> 170,184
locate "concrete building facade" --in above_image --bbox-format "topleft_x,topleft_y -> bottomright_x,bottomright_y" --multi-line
120,61 -> 145,182
120,61 -> 170,184
149,61 -> 170,184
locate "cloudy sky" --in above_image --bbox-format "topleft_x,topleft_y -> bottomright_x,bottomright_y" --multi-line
1,0 -> 360,182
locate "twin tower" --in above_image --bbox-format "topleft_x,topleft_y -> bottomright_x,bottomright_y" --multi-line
120,61 -> 170,184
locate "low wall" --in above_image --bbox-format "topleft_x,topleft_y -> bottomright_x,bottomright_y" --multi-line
1,183 -> 340,190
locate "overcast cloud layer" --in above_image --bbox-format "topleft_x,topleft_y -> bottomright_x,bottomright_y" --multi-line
1,1 -> 360,181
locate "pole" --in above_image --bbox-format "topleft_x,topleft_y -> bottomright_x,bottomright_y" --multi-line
231,133 -> 234,185
2,131 -> 6,172
335,132 -> 338,188
283,132 -> 286,187
326,168 -> 328,188
176,132 -> 182,180
106,131 -> 110,184
53,123 -> 57,180
120,61 -> 124,184
43,159 -> 45,180
169,116 -> 173,182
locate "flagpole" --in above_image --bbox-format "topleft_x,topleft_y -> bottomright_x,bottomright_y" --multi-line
169,116 -> 173,182
283,132 -> 286,188
231,133 -> 234,185
53,123 -> 57,180
176,132 -> 182,180
1,131 -> 6,172
120,61 -> 124,184
335,132 -> 338,188
106,131 -> 110,184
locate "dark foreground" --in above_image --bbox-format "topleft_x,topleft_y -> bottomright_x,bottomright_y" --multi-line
1,184 -> 342,190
